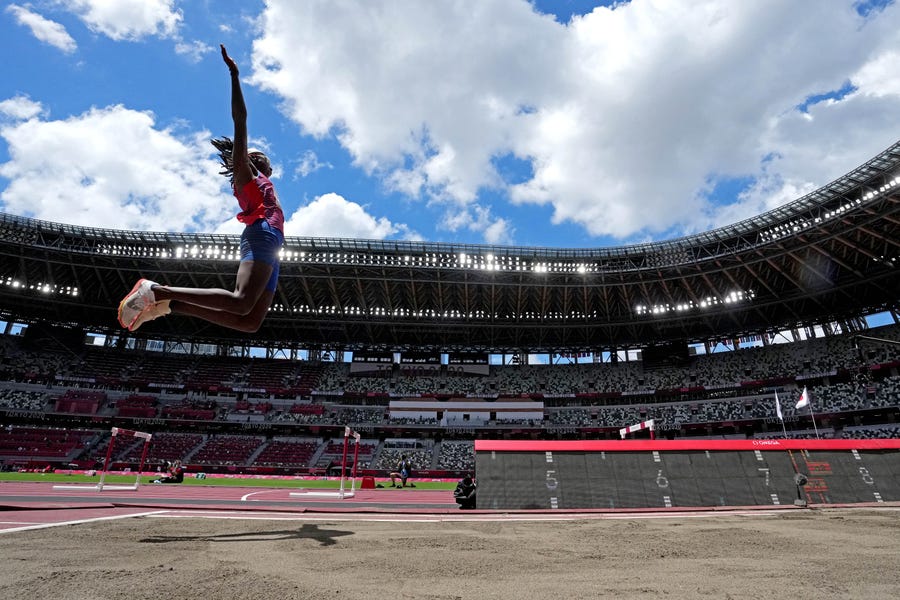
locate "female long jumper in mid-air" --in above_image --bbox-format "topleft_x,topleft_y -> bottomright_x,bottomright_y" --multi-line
117,45 -> 285,333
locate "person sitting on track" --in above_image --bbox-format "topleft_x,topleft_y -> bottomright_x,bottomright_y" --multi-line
389,455 -> 415,488
152,460 -> 185,484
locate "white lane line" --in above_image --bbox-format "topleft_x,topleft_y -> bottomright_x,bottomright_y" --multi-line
240,490 -> 269,502
0,510 -> 169,534
144,509 -> 788,524
149,514 -> 443,523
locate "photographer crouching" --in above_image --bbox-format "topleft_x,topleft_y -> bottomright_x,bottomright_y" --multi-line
152,459 -> 185,484
454,473 -> 476,509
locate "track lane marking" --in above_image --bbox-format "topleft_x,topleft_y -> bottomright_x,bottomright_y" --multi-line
145,509 -> 790,523
0,510 -> 169,534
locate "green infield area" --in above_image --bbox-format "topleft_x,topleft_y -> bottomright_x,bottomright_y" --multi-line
0,472 -> 457,490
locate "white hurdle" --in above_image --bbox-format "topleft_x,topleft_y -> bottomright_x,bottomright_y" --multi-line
619,418 -> 656,440
290,426 -> 361,500
54,427 -> 153,491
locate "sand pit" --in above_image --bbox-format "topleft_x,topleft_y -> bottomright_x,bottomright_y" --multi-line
1,508 -> 899,599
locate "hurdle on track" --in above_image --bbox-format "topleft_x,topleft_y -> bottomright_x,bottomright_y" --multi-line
290,426 -> 361,500
619,418 -> 655,440
53,427 -> 152,491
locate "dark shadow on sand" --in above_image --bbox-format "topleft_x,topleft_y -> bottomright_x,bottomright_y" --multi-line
140,523 -> 353,546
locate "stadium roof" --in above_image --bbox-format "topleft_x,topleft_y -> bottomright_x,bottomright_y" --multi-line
1,141 -> 898,353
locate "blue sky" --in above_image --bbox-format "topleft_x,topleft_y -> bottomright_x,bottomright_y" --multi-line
1,0 -> 899,248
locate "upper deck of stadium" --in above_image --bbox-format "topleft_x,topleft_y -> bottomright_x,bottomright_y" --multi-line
0,141 -> 897,352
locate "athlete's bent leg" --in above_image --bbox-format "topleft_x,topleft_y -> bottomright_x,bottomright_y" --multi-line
171,288 -> 275,333
153,260 -> 272,316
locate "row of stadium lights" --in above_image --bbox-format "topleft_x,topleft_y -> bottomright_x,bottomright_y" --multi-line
274,251 -> 598,273
759,175 -> 900,242
1,277 -> 79,297
99,228 -> 886,273
267,290 -> 754,319
864,178 -> 900,266
633,290 -> 754,316
269,305 -> 500,318
0,277 -> 751,319
98,238 -> 896,275
267,304 -> 609,319
96,245 -> 627,275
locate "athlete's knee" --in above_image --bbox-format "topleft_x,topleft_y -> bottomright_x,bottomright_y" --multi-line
229,291 -> 259,316
236,312 -> 266,333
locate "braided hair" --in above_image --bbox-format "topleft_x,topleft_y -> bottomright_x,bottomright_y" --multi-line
211,136 -> 236,183
211,137 -> 272,184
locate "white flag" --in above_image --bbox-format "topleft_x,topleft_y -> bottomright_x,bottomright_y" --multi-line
795,387 -> 810,410
774,391 -> 783,421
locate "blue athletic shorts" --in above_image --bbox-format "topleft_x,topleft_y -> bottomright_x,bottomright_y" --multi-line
240,219 -> 284,292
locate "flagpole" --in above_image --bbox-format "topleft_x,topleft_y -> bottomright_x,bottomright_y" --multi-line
796,386 -> 820,440
808,404 -> 820,440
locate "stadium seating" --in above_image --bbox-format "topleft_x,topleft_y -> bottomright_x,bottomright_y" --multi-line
0,323 -> 898,476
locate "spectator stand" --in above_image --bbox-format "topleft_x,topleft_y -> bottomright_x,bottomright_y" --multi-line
251,437 -> 320,469
0,425 -> 95,468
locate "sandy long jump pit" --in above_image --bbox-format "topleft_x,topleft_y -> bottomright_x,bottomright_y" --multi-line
1,506 -> 899,599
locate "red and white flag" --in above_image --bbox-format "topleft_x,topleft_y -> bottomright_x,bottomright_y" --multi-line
795,387 -> 810,410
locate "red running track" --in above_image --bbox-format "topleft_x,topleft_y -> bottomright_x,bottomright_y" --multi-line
0,481 -> 456,512
3,481 -> 896,534
0,481 -> 461,532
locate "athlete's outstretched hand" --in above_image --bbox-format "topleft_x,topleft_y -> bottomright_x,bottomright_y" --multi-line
221,44 -> 238,76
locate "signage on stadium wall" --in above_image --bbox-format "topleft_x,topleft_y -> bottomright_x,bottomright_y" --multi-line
351,351 -> 394,363
399,351 -> 441,364
350,351 -> 394,375
448,352 -> 489,365
447,352 -> 490,375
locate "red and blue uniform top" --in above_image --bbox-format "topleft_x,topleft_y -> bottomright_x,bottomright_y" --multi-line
234,172 -> 284,232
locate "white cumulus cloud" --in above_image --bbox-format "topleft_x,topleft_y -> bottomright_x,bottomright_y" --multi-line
174,39 -> 214,64
0,95 -> 46,121
7,4 -> 77,53
294,150 -> 332,178
63,0 -> 182,41
0,100 -> 232,233
283,192 -> 414,240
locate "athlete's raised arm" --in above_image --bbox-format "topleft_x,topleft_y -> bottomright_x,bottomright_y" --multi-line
221,44 -> 253,189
